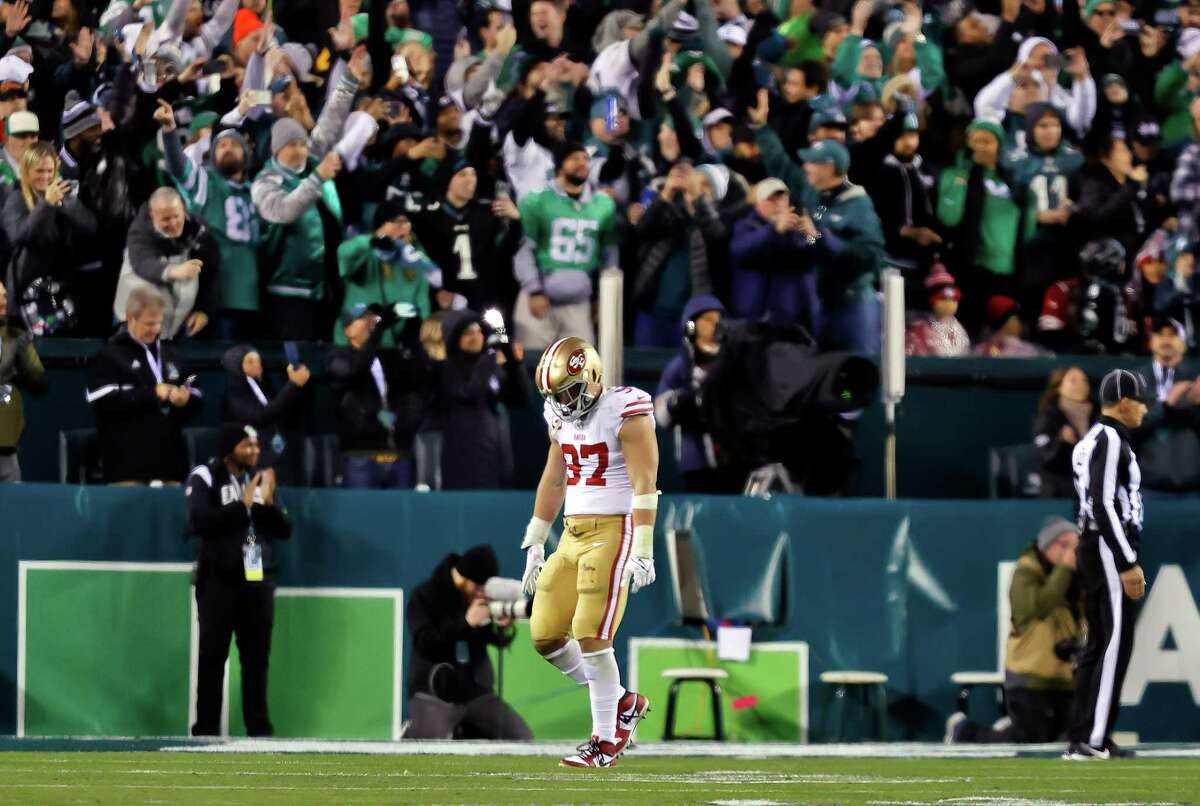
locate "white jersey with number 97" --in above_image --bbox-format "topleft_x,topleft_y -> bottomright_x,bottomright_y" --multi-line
544,386 -> 654,517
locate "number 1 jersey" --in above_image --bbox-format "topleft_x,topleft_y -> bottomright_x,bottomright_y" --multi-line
544,386 -> 654,516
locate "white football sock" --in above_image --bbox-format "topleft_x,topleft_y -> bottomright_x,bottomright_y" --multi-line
543,639 -> 588,686
581,647 -> 623,743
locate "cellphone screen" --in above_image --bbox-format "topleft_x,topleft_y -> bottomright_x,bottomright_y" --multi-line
283,341 -> 301,368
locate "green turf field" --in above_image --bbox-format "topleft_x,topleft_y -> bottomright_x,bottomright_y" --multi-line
0,752 -> 1197,805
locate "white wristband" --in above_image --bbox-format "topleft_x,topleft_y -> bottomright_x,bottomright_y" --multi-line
633,524 -> 654,559
521,516 -> 551,549
632,492 -> 660,510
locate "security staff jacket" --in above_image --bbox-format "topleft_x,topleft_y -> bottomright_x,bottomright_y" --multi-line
185,458 -> 292,584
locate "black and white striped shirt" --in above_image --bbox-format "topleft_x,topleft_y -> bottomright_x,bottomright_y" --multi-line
1072,416 -> 1142,571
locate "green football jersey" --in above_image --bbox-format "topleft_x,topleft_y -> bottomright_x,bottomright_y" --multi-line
1006,146 -> 1083,213
518,187 -> 617,274
173,159 -> 261,311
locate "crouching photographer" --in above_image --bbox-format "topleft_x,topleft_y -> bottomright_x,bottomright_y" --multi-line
405,545 -> 533,740
946,517 -> 1083,744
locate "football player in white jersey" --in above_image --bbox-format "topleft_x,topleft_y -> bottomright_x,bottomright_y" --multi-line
520,336 -> 658,768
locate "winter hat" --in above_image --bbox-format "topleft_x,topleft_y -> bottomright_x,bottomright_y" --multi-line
213,127 -> 250,161
233,8 -> 264,46
925,266 -> 960,305
552,140 -> 588,172
270,117 -> 308,155
703,107 -> 735,128
61,91 -> 102,140
1036,516 -> 1078,553
219,423 -> 258,459
986,295 -> 1020,330
1083,0 -> 1115,18
444,55 -> 482,96
1099,368 -> 1150,406
454,544 -> 499,585
809,11 -> 848,37
1150,313 -> 1186,340
280,42 -> 318,83
697,163 -> 730,200
340,302 -> 372,328
966,117 -> 1005,145
373,199 -> 410,230
435,156 -> 473,197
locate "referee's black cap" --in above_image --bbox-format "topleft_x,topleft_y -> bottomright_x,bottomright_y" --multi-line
1099,369 -> 1150,406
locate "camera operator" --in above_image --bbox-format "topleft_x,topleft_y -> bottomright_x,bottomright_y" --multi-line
654,294 -> 744,493
186,423 -> 292,737
435,308 -> 532,489
405,545 -> 533,740
946,517 -> 1082,744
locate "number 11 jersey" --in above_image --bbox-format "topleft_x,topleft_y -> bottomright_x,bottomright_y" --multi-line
544,386 -> 654,516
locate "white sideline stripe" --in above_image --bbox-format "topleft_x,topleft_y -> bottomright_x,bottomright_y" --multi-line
153,739 -> 1200,759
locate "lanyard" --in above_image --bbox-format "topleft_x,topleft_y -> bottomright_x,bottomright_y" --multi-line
229,471 -> 258,542
1154,362 -> 1174,402
246,376 -> 269,407
370,357 -> 388,401
143,341 -> 163,384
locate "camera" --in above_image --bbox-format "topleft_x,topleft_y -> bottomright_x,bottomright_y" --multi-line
370,235 -> 397,252
482,577 -> 530,621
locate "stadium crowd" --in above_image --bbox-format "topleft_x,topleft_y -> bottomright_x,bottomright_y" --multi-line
3,0 -> 1200,485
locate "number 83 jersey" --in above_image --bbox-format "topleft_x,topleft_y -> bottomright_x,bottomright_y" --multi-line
544,386 -> 655,517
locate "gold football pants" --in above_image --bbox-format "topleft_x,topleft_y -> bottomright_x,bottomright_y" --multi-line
529,514 -> 632,643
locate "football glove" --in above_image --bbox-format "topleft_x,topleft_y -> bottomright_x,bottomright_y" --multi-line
628,556 -> 655,594
522,544 -> 545,595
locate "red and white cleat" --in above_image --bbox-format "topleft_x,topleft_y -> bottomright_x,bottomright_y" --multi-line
613,690 -> 650,755
560,736 -> 620,768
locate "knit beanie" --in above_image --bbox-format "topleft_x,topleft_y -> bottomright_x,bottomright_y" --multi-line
454,545 -> 499,585
966,117 -> 1004,145
220,423 -> 258,459
213,127 -> 250,160
1036,516 -> 1078,553
986,295 -> 1020,330
270,117 -> 308,156
553,140 -> 587,172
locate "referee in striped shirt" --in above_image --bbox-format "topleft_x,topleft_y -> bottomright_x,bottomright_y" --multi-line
1065,369 -> 1149,760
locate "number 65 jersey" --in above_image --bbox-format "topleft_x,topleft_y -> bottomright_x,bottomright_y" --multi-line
544,386 -> 655,517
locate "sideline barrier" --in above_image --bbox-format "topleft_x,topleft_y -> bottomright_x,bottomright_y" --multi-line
0,485 -> 1197,741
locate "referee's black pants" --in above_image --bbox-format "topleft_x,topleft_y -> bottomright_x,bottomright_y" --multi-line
1069,536 -> 1139,748
192,578 -> 276,737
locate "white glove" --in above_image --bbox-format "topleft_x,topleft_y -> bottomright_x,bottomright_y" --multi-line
522,544 -> 545,595
628,556 -> 655,594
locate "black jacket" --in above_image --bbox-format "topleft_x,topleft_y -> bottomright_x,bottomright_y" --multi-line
2,189 -> 98,323
406,553 -> 515,702
326,316 -> 430,454
221,346 -> 306,469
435,310 -> 532,489
1034,404 -> 1095,498
410,196 -> 522,312
185,458 -> 292,584
86,329 -> 203,483
1073,164 -> 1151,259
1133,361 -> 1200,492
869,153 -> 938,270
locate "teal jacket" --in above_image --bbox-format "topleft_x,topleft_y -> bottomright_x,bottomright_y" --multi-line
754,125 -> 885,306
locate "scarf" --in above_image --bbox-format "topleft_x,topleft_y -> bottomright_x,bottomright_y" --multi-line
1058,397 -> 1093,439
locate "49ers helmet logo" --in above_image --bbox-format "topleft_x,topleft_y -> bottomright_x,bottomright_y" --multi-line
566,348 -> 587,375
